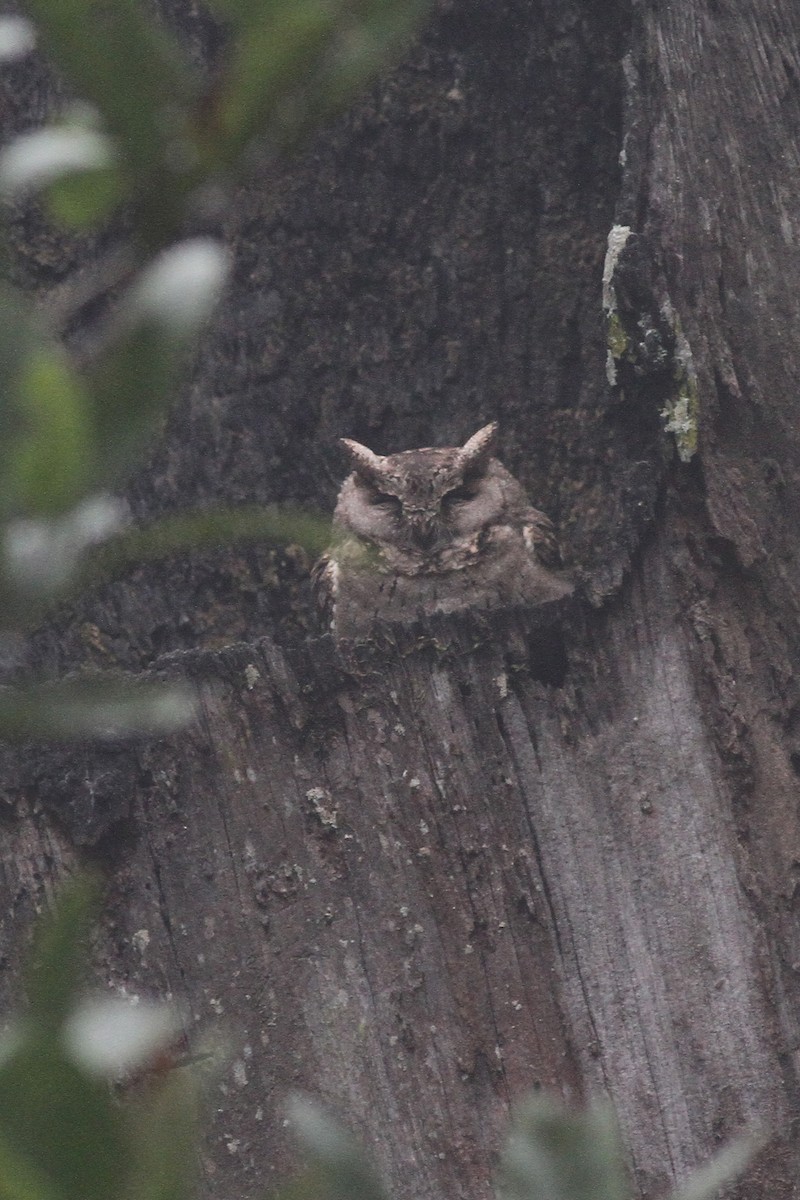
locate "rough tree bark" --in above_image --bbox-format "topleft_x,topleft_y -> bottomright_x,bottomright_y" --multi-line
2,2 -> 800,1200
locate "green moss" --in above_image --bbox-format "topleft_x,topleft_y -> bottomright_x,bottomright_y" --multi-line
606,311 -> 629,360
602,225 -> 699,461
661,367 -> 699,463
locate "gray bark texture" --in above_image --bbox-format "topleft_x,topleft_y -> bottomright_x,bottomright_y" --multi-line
3,2 -> 800,1199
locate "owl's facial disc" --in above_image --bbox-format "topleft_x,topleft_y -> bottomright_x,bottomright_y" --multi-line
338,427 -> 502,557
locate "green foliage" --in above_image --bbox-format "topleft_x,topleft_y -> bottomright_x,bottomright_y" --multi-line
25,873 -> 97,1030
286,1096 -> 389,1200
203,0 -> 430,163
0,676 -> 197,741
0,0 -> 432,739
499,1095 -> 628,1200
90,504 -> 331,580
0,877 -> 203,1200
17,0 -> 194,180
5,345 -> 93,516
125,1071 -> 199,1200
499,1095 -> 758,1200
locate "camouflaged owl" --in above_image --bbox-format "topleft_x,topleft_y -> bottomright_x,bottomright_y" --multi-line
314,423 -> 571,640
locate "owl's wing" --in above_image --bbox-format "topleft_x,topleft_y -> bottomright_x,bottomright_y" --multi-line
522,507 -> 560,568
311,554 -> 338,629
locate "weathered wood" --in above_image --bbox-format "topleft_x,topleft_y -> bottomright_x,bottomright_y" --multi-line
0,559 -> 794,1200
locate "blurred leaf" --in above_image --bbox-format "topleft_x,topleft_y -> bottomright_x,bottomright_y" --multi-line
205,0 -> 430,167
3,348 -> 94,517
212,0 -> 341,159
64,998 -> 183,1080
0,879 -> 193,1200
498,1095 -> 629,1200
83,241 -> 229,480
669,1136 -> 760,1200
0,1126 -> 60,1200
89,504 -> 330,582
86,323 -> 183,480
316,0 -> 430,115
0,286 -> 95,522
0,676 -> 198,741
3,496 -> 126,602
127,1069 -> 199,1200
46,165 -> 124,229
0,16 -> 36,62
18,0 -> 195,177
288,1097 -> 388,1200
0,882 -> 196,1200
25,874 -> 97,1034
0,1040 -> 128,1200
125,239 -> 230,340
0,127 -> 115,198
0,283 -> 35,431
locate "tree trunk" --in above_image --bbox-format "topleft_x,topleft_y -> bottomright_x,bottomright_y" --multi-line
3,2 -> 800,1199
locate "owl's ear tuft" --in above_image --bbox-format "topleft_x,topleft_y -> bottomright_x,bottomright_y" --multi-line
340,437 -> 387,485
457,422 -> 498,474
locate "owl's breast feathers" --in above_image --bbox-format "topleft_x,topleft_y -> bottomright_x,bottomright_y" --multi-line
521,507 -> 560,568
314,511 -> 561,613
310,553 -> 338,626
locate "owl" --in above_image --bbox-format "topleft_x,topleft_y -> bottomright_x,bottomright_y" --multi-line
314,422 -> 572,641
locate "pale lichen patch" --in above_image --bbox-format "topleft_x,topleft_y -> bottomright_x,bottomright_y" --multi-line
602,223 -> 700,462
660,306 -> 699,462
306,786 -> 338,829
131,929 -> 150,956
602,224 -> 633,311
602,225 -> 634,384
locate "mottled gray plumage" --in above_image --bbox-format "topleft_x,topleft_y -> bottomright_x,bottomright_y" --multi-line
314,423 -> 571,640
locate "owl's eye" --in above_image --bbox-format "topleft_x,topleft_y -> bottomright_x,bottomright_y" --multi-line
369,490 -> 402,514
443,484 -> 477,507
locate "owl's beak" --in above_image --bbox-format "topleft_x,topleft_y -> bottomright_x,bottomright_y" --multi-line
408,511 -> 437,549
